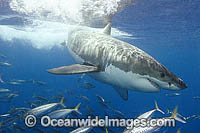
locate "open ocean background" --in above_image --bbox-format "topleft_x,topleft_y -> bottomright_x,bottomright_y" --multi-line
0,0 -> 200,132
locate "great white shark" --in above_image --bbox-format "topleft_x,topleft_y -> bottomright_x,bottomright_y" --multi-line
47,23 -> 187,100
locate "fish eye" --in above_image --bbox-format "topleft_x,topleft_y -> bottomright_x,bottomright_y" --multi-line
160,72 -> 165,78
168,82 -> 171,86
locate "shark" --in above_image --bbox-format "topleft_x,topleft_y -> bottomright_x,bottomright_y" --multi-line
47,23 -> 187,100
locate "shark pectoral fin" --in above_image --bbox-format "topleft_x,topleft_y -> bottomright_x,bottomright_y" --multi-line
47,64 -> 100,75
114,87 -> 128,101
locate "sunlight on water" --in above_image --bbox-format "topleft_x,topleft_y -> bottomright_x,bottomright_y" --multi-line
9,0 -> 135,24
0,18 -> 134,49
0,0 -> 135,49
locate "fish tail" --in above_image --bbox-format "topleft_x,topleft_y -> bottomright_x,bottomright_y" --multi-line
0,121 -> 2,128
177,128 -> 181,133
167,108 -> 171,114
0,73 -> 5,84
74,103 -> 81,115
59,97 -> 65,108
32,93 -> 36,98
155,100 -> 165,114
106,127 -> 108,133
169,106 -> 186,124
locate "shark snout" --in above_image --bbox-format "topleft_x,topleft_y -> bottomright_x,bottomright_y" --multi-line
178,78 -> 187,89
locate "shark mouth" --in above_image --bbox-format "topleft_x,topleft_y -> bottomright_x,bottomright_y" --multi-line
147,78 -> 160,90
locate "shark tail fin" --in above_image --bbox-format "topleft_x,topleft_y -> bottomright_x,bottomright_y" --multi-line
59,97 -> 65,108
169,106 -> 186,124
74,103 -> 82,115
155,101 -> 165,114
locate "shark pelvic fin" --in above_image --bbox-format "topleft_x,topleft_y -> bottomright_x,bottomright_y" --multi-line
102,23 -> 111,35
114,87 -> 128,101
47,64 -> 100,75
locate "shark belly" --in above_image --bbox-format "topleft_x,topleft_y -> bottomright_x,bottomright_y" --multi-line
89,64 -> 160,92
69,47 -> 159,92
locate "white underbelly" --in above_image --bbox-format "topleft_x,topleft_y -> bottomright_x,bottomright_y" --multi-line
89,64 -> 160,92
69,48 -> 160,92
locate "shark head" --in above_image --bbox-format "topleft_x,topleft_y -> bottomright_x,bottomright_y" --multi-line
150,64 -> 187,91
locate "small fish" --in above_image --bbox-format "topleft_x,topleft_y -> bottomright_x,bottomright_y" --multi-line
81,80 -> 96,90
0,114 -> 22,129
167,108 -> 187,121
27,97 -> 65,116
186,113 -> 200,121
124,106 -> 186,133
48,103 -> 81,119
0,113 -> 10,118
11,122 -> 26,132
32,80 -> 46,86
0,53 -> 7,58
96,94 -> 105,103
112,109 -> 125,118
10,79 -> 27,83
193,96 -> 200,99
0,88 -> 10,93
0,74 -> 5,84
70,126 -> 93,133
7,81 -> 22,85
80,95 -> 90,104
96,94 -> 111,103
98,101 -> 112,110
66,89 -> 79,98
84,106 -> 95,114
124,101 -> 164,133
165,93 -> 181,97
138,101 -> 165,119
9,107 -> 30,115
32,94 -> 49,103
0,92 -> 19,101
0,62 -> 11,67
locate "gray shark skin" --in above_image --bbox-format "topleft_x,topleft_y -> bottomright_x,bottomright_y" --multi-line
47,23 -> 187,100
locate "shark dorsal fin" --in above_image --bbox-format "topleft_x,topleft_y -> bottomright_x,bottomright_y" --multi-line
102,23 -> 111,35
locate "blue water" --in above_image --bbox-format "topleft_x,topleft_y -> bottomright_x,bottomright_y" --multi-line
0,0 -> 200,132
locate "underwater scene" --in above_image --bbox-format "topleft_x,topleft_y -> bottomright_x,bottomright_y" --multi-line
0,0 -> 200,132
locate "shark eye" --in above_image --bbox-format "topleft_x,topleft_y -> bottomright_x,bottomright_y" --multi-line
160,72 -> 165,78
168,82 -> 171,86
